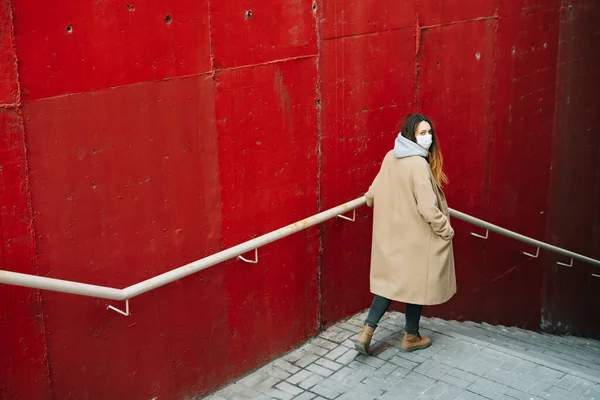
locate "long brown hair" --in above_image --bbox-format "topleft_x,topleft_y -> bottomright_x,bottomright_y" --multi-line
400,114 -> 448,186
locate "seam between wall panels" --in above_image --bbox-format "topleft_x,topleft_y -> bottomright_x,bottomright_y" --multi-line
313,0 -> 324,331
6,0 -> 54,398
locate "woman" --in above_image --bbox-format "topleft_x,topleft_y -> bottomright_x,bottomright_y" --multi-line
354,114 -> 456,355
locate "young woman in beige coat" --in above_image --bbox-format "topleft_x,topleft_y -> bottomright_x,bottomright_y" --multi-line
354,114 -> 456,355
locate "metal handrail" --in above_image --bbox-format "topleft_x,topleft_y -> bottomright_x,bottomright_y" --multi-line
0,197 -> 367,306
0,196 -> 598,316
450,209 -> 600,267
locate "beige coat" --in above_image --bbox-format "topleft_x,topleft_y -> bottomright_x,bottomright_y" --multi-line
365,150 -> 456,305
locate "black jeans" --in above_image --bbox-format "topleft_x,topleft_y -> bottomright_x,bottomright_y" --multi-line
365,295 -> 423,334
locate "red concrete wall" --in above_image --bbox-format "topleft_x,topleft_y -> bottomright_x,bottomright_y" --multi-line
542,2 -> 600,337
1,1 -> 599,399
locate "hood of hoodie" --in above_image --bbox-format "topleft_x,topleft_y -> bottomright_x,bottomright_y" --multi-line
393,133 -> 429,159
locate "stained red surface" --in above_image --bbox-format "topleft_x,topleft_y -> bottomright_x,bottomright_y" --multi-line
499,0 -> 560,17
210,0 -> 317,68
483,10 -> 559,329
542,3 -> 600,338
320,0 -> 415,40
21,75 -> 231,399
417,20 -> 497,321
0,2 -> 18,104
215,58 -> 320,374
319,28 -> 416,325
2,0 -> 600,399
12,0 -> 212,100
0,108 -> 52,400
0,4 -> 51,396
417,0 -> 499,26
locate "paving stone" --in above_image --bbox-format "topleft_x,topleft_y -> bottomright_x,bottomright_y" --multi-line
483,367 -> 522,386
354,354 -> 386,369
288,369 -> 315,385
396,351 -> 430,364
338,322 -> 364,334
336,348 -> 359,365
556,375 -> 596,395
460,358 -> 496,377
335,392 -> 376,400
304,343 -> 331,357
555,374 -> 581,390
298,374 -> 325,390
310,338 -> 338,351
310,379 -> 348,399
315,358 -> 344,372
238,371 -> 280,392
511,375 -> 541,392
446,368 -> 479,384
527,365 -> 565,385
384,366 -> 411,384
405,371 -> 437,387
578,383 -> 600,398
203,311 -> 600,400
295,353 -> 320,368
437,386 -> 466,400
353,383 -> 384,397
204,395 -> 229,400
360,376 -> 393,392
329,367 -> 355,382
503,388 -> 544,400
583,385 -> 600,400
468,377 -> 509,399
263,387 -> 294,400
525,380 -> 555,397
374,346 -> 400,360
392,378 -> 430,395
324,346 -> 349,361
275,382 -> 304,396
414,359 -> 448,379
455,391 -> 488,400
348,360 -> 377,374
219,383 -> 263,399
273,360 -> 301,375
542,385 -> 578,400
440,374 -> 472,389
306,363 -> 335,377
513,360 -> 540,374
424,381 -> 452,398
292,392 -> 316,400
369,362 -> 398,379
284,348 -> 311,364
389,355 -> 420,370
319,327 -> 355,343
379,386 -> 423,400
332,368 -> 371,389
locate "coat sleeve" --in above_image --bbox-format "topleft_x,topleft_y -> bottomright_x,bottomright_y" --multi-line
410,161 -> 454,240
365,176 -> 377,207
365,157 -> 386,207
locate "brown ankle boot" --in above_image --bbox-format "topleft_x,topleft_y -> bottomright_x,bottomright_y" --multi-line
401,332 -> 432,352
354,325 -> 375,355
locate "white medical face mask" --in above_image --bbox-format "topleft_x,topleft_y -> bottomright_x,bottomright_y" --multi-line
417,134 -> 433,151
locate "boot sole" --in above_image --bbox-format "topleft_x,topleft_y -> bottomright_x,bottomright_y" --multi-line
353,340 -> 370,356
400,341 -> 432,353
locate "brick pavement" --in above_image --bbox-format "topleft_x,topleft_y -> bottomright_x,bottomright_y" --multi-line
204,312 -> 600,400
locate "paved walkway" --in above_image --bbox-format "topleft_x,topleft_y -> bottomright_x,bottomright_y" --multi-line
205,311 -> 600,400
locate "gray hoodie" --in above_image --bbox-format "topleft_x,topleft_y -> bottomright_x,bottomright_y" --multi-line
393,133 -> 429,159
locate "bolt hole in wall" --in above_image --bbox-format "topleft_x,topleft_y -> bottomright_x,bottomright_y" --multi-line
165,14 -> 172,24
66,25 -> 73,33
127,3 -> 135,11
245,10 -> 253,20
